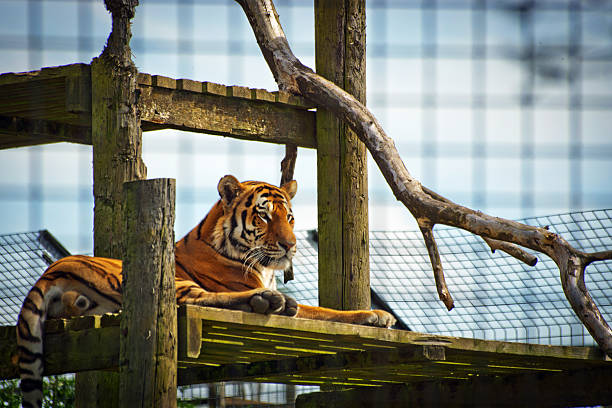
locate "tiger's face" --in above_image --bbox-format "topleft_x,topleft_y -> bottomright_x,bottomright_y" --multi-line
216,175 -> 298,272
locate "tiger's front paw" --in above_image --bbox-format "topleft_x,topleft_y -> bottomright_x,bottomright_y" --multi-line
364,310 -> 396,328
249,289 -> 297,317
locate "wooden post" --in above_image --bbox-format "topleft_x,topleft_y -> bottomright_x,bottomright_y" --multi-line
314,0 -> 370,310
120,178 -> 176,408
76,0 -> 146,406
92,0 -> 147,259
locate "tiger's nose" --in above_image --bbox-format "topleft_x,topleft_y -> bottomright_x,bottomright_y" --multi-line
278,238 -> 296,251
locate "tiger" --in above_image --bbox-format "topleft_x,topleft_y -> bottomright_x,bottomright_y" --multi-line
16,175 -> 396,408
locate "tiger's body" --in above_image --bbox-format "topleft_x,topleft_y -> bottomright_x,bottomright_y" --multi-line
16,175 -> 395,408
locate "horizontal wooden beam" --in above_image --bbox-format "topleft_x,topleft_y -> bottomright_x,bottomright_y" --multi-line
177,345 -> 445,386
176,306 -> 606,364
0,64 -> 91,127
0,115 -> 91,149
0,314 -> 120,380
2,305 -> 611,408
295,367 -> 612,408
137,74 -> 317,148
0,65 -> 317,149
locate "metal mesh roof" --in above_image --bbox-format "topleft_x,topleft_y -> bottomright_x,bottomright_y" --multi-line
287,209 -> 612,347
0,230 -> 69,326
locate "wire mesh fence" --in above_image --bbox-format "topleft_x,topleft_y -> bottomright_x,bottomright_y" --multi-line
0,230 -> 69,326
287,209 -> 612,347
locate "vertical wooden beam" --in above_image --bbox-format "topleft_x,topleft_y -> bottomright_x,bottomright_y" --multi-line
92,0 -> 147,259
76,0 -> 146,406
120,178 -> 176,408
314,0 -> 369,311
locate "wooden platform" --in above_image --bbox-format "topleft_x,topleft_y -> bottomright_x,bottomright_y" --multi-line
2,305 -> 611,399
0,64 -> 316,150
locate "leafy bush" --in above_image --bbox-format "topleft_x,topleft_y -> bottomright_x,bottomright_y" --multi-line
0,376 -> 74,408
1,377 -> 200,407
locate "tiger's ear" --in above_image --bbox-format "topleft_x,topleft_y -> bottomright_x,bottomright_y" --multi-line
281,180 -> 297,200
218,175 -> 244,206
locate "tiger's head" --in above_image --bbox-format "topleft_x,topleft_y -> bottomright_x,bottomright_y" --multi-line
212,175 -> 298,272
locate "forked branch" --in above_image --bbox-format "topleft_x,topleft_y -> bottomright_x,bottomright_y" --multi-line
235,0 -> 612,357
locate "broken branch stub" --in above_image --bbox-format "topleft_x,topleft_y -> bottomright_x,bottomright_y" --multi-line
280,143 -> 297,283
418,223 -> 454,311
235,0 -> 612,357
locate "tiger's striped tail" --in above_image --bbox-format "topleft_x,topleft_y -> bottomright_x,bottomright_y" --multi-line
16,286 -> 49,408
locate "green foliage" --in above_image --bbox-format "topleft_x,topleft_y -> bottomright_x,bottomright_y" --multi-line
0,376 -> 75,408
177,399 -> 197,408
43,376 -> 75,407
1,377 -> 204,407
0,379 -> 20,407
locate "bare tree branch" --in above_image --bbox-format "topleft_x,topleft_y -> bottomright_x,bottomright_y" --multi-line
280,143 -> 297,186
422,185 -> 538,267
419,224 -> 454,311
280,143 -> 297,283
235,0 -> 612,357
482,236 -> 538,267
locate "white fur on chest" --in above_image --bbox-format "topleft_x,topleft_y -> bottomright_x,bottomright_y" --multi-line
260,267 -> 277,290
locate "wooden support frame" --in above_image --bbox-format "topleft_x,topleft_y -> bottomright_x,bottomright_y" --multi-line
77,1 -> 147,406
2,305 -> 611,407
121,178 -> 177,407
137,74 -> 316,148
315,0 -> 370,311
295,367 -> 612,408
0,66 -> 316,150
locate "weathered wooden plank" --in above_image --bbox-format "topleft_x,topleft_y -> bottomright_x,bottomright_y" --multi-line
137,72 -> 152,86
0,325 -> 18,379
202,81 -> 227,96
0,115 -> 91,149
120,179 -> 177,408
65,69 -> 92,114
272,90 -> 312,108
228,85 -> 251,99
45,326 -> 120,377
178,304 -> 204,359
152,75 -> 177,89
177,345 -> 445,386
0,64 -> 90,128
252,88 -> 276,102
0,65 -> 315,150
315,0 -> 370,311
178,306 -> 608,364
0,324 -> 119,380
138,84 -> 316,148
177,78 -> 201,93
0,64 -> 89,86
2,304 -> 611,397
295,367 -> 612,408
134,73 -> 313,108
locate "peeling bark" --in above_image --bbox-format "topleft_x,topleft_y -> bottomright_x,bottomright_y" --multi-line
235,0 -> 612,357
